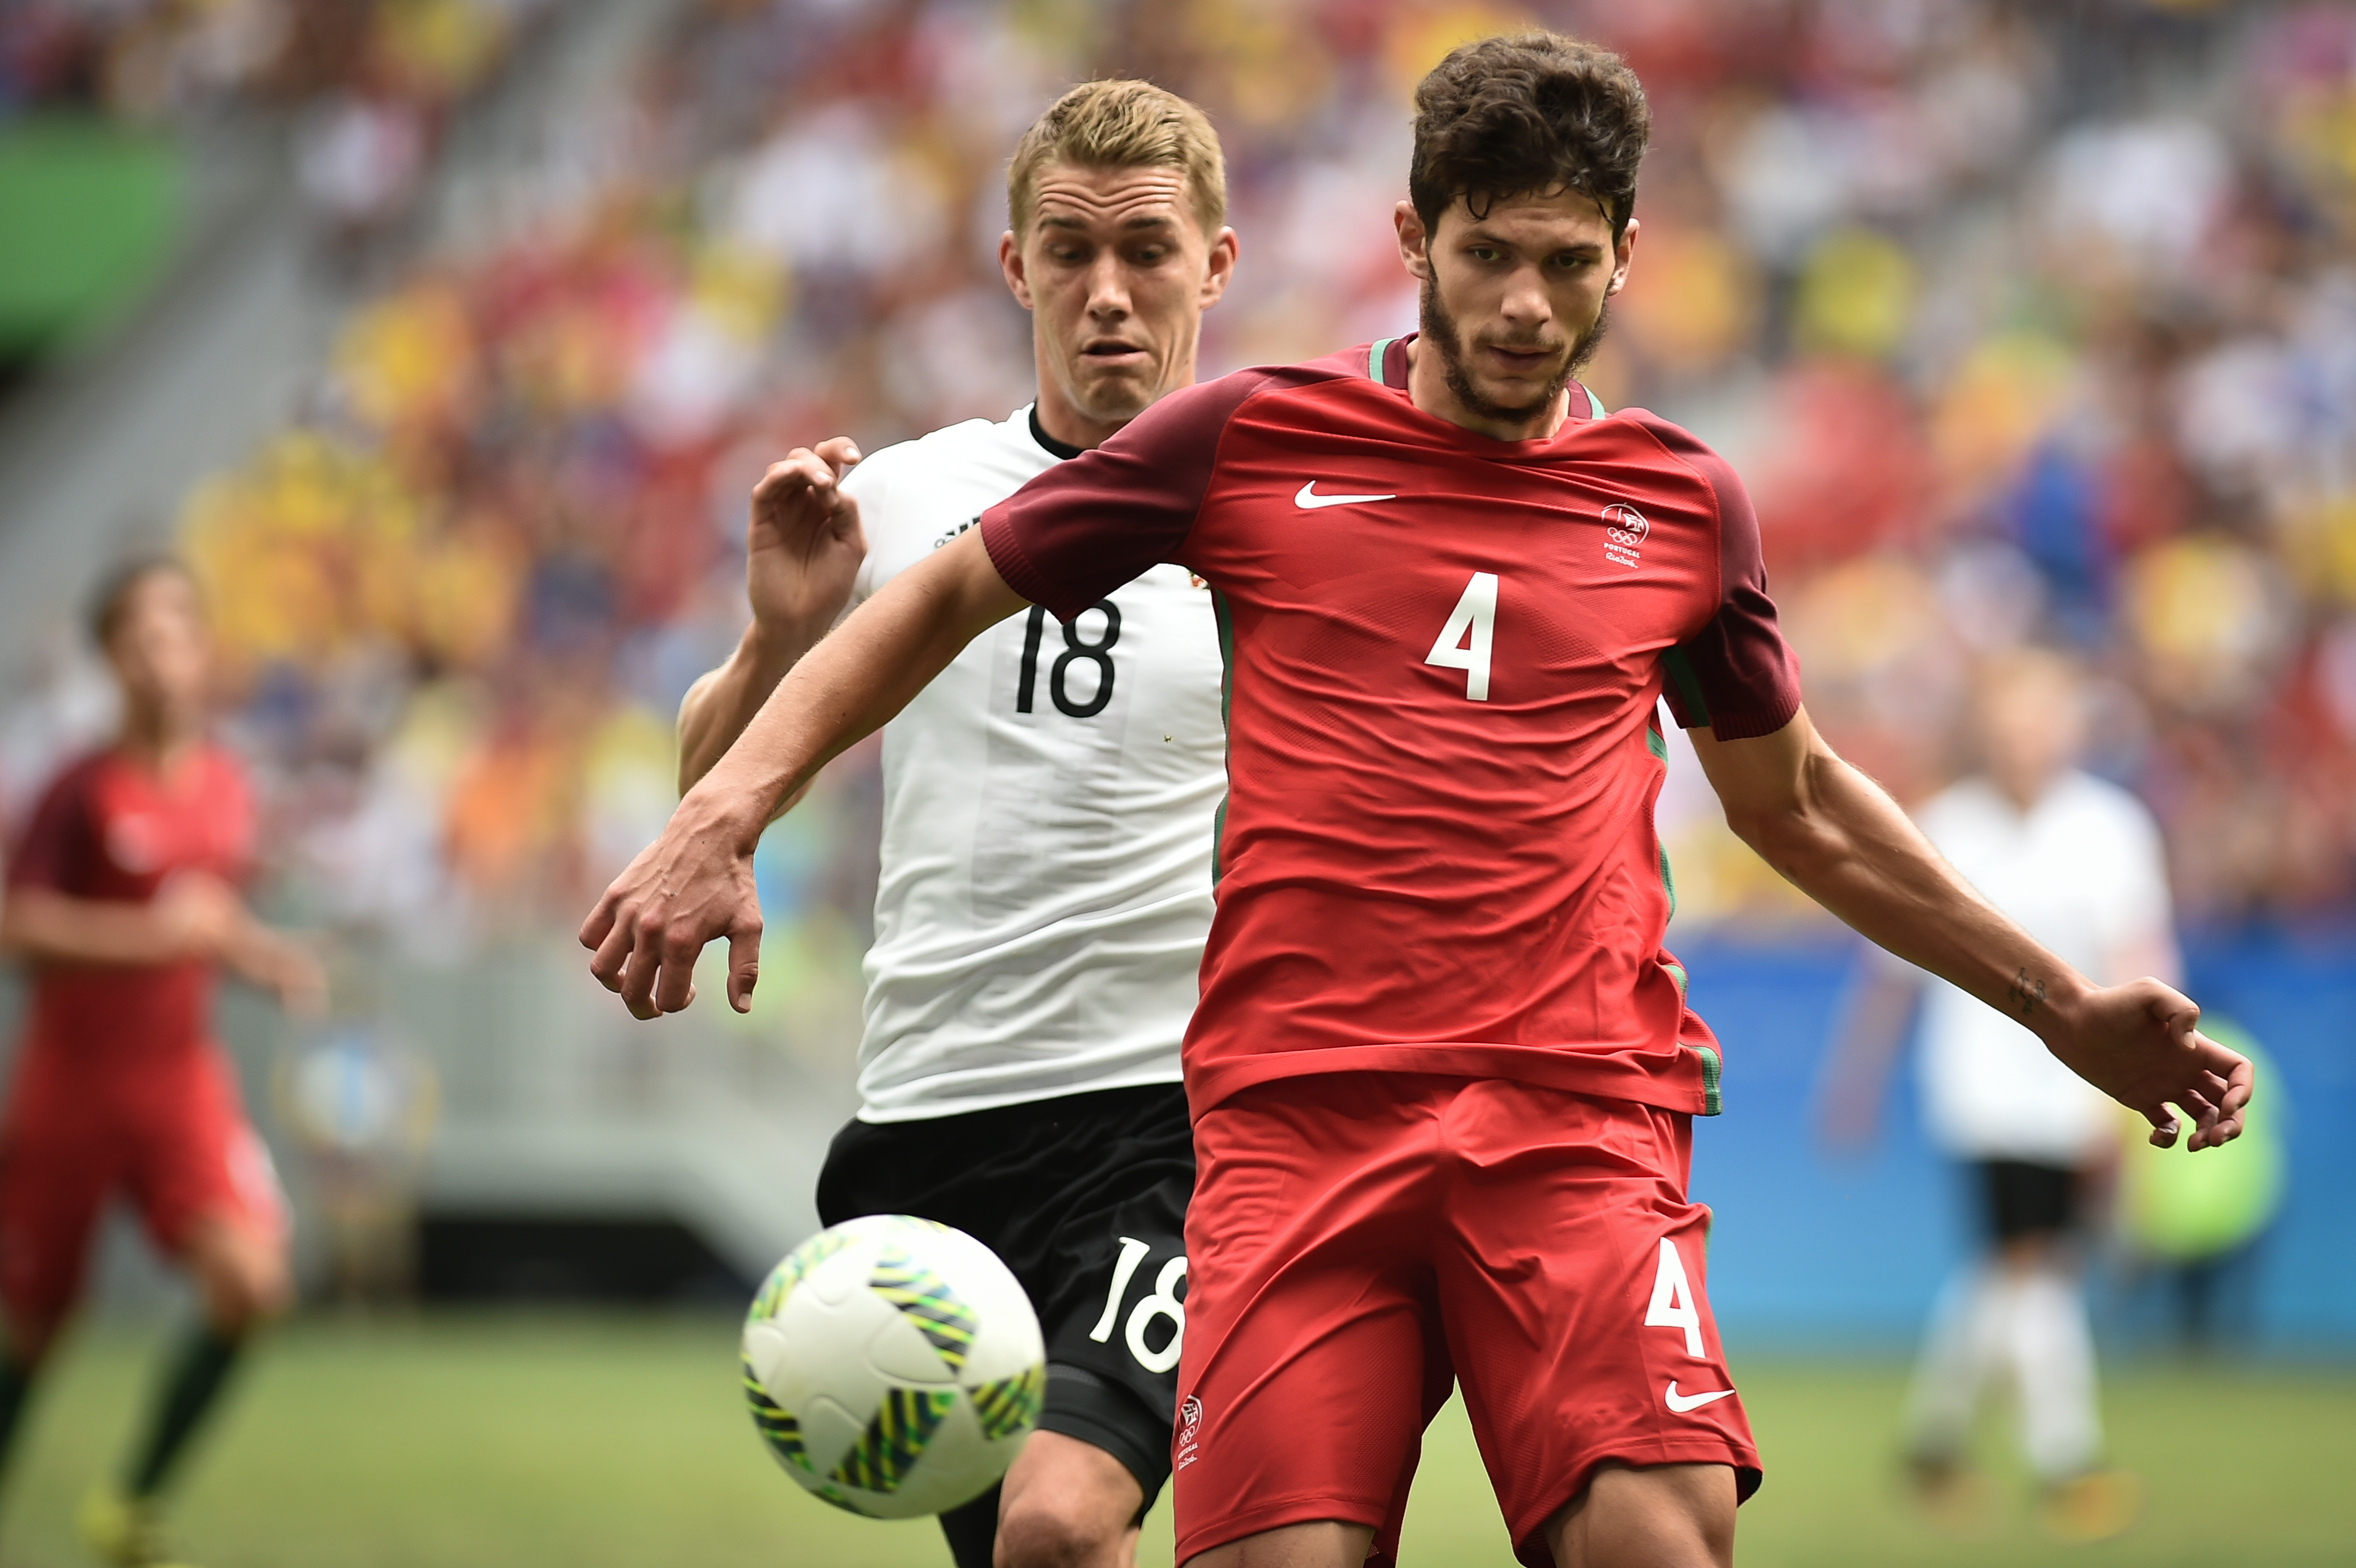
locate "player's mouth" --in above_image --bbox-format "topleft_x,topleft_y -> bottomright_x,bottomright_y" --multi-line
1481,342 -> 1564,376
1079,338 -> 1152,369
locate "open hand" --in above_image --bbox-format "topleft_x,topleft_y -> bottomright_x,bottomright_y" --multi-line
749,437 -> 865,643
2043,978 -> 2253,1151
259,936 -> 328,1021
578,791 -> 764,1020
156,871 -> 245,960
162,873 -> 329,1020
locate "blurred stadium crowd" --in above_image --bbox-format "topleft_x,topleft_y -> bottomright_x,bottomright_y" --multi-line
1,0 -> 557,243
2,0 -> 547,117
5,0 -> 2356,972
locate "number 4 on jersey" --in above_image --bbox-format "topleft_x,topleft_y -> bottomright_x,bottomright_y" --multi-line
1426,572 -> 1498,701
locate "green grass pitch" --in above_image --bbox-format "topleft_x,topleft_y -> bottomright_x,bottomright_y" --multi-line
0,1314 -> 2346,1566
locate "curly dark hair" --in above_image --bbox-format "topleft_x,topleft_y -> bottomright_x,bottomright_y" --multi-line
1409,32 -> 1650,241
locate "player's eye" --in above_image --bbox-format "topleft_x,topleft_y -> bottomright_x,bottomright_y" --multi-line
1468,246 -> 1502,263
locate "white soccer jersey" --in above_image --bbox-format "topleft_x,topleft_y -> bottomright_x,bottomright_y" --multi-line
1912,770 -> 2174,1164
840,405 -> 1225,1121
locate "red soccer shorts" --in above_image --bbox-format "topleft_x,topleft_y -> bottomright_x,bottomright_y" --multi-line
1174,1073 -> 1761,1568
0,1038 -> 287,1335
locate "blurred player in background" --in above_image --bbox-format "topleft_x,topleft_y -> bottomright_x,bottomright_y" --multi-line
1820,649 -> 2174,1540
0,558 -> 321,1568
670,81 -> 1236,1568
592,32 -> 2249,1568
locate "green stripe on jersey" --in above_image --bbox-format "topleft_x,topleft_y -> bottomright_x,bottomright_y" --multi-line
1584,384 -> 1607,419
1210,589 -> 1237,886
1661,646 -> 1711,728
1693,1044 -> 1723,1116
1366,337 -> 1396,380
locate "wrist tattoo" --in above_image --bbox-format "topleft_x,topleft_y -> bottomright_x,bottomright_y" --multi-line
2007,966 -> 2047,1020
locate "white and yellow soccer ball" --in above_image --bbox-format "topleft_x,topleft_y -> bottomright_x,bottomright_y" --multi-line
742,1215 -> 1046,1518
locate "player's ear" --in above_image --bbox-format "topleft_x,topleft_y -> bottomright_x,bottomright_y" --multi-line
1395,200 -> 1432,280
999,230 -> 1035,310
1198,226 -> 1239,310
1607,215 -> 1639,298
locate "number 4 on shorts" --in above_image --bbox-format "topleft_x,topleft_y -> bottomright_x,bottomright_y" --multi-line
1426,572 -> 1498,701
1644,1237 -> 1706,1358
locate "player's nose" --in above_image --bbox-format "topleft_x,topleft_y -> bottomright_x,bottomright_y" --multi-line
1499,269 -> 1553,326
1084,256 -> 1132,316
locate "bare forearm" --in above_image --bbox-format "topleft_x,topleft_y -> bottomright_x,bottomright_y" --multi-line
0,889 -> 182,966
1697,712 -> 2247,1149
215,917 -> 293,987
583,530 -> 1013,1023
1727,743 -> 2087,1032
683,437 -> 872,793
682,533 -> 1025,844
677,622 -> 818,794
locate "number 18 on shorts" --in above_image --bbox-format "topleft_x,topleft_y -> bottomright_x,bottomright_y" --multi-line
1088,1235 -> 1186,1375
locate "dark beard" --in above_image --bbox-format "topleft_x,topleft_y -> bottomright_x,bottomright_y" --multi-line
1420,276 -> 1612,429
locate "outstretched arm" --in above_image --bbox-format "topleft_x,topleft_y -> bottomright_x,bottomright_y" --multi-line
2,874 -> 324,1016
2,883 -> 194,967
1690,707 -> 2251,1151
678,437 -> 867,792
581,527 -> 1028,1020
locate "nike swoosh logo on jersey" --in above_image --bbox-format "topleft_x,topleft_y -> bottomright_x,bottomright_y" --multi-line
1665,1381 -> 1736,1413
1294,481 -> 1397,510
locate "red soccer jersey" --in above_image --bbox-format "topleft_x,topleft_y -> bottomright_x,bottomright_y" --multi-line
5,744 -> 254,1062
982,337 -> 1801,1118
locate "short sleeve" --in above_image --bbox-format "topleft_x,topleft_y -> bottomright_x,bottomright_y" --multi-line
842,448 -> 894,608
1648,426 -> 1803,740
981,371 -> 1276,621
5,759 -> 93,893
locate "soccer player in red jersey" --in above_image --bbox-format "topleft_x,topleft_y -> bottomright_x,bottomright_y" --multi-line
583,33 -> 2253,1568
0,558 -> 321,1566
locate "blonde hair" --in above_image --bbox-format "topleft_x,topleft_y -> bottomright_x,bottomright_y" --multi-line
1007,80 -> 1227,240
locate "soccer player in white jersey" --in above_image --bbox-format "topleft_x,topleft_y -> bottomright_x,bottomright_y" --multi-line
1821,649 -> 2175,1541
670,82 -> 1236,1568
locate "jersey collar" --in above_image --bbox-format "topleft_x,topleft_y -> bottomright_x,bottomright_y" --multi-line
1026,404 -> 1086,462
1367,334 -> 1414,391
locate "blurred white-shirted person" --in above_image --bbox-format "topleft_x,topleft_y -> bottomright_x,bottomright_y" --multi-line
1821,648 -> 2172,1542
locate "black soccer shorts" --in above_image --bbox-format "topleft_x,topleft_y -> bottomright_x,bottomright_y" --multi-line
815,1082 -> 1193,1530
1976,1157 -> 2083,1241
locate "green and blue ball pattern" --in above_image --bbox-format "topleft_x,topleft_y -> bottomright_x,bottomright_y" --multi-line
741,1215 -> 1046,1519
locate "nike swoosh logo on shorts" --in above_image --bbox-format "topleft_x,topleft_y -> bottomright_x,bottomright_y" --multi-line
1294,481 -> 1397,509
1665,1381 -> 1736,1413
